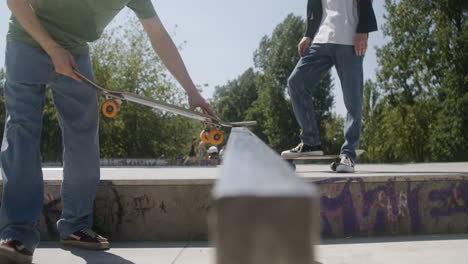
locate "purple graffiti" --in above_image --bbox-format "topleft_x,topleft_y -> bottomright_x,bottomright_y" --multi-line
315,177 -> 468,236
429,182 -> 468,217
407,182 -> 425,233
319,178 -> 359,236
361,182 -> 398,233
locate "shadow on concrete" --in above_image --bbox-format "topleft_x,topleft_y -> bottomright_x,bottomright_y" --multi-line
34,243 -> 136,264
105,241 -> 206,248
321,234 -> 468,245
64,247 -> 135,264
37,241 -> 204,249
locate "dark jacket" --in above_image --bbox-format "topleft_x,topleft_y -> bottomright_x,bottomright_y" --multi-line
305,0 -> 378,38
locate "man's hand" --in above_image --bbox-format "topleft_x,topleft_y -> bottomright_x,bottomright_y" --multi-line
354,33 -> 368,56
188,92 -> 219,120
48,45 -> 81,82
298,37 -> 312,56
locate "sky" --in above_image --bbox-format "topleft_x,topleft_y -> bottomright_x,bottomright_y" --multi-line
0,0 -> 388,116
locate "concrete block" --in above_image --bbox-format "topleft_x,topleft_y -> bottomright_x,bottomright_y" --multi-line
210,127 -> 320,264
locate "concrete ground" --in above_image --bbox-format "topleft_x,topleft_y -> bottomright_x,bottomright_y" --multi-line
32,234 -> 468,264
41,162 -> 468,183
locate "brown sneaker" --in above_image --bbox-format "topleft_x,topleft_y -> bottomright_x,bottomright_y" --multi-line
0,239 -> 33,264
60,228 -> 110,250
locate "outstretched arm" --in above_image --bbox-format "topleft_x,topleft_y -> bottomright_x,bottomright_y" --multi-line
140,15 -> 218,118
7,0 -> 81,81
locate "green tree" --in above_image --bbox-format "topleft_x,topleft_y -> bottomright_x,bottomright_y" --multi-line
212,68 -> 258,145
91,19 -> 200,159
322,113 -> 345,155
361,80 -> 384,161
40,92 -> 63,162
213,68 -> 258,125
427,0 -> 468,160
367,0 -> 468,162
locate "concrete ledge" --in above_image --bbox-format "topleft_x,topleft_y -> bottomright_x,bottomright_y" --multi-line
1,163 -> 467,241
43,158 -> 220,167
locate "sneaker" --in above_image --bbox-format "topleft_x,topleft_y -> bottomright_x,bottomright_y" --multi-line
281,143 -> 324,159
336,155 -> 355,173
60,228 -> 110,250
0,239 -> 33,264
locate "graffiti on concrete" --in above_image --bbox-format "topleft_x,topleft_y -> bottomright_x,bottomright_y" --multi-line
93,190 -> 157,230
316,177 -> 468,236
1,176 -> 466,240
159,201 -> 167,214
429,182 -> 467,217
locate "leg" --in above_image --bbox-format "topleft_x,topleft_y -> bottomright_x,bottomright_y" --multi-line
0,42 -> 53,252
287,44 -> 333,146
51,56 -> 100,238
331,44 -> 364,160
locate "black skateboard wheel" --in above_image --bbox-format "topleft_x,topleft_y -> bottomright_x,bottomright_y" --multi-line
330,161 -> 339,171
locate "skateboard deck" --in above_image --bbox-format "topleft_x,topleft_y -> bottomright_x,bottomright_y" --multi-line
74,70 -> 256,144
282,150 -> 365,171
282,149 -> 365,160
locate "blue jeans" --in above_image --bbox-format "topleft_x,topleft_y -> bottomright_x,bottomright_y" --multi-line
0,42 -> 100,252
287,43 -> 364,160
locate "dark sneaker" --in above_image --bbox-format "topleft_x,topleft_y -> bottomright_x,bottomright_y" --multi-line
60,228 -> 110,250
0,239 -> 33,264
281,143 -> 324,159
336,155 -> 355,173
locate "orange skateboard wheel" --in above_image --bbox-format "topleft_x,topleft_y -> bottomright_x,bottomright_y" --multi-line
200,130 -> 210,143
102,100 -> 119,118
209,129 -> 224,145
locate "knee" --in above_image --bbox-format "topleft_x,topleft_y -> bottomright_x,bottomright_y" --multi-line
287,73 -> 303,96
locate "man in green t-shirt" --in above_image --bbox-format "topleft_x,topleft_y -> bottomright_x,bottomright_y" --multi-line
0,1 -> 217,263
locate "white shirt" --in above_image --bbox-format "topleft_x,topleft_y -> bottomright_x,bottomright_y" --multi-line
313,0 -> 359,46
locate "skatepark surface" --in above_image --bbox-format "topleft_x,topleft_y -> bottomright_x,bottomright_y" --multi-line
32,234 -> 468,264
32,163 -> 468,263
41,162 -> 468,183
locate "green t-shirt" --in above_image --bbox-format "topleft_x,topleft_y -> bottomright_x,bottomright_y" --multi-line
7,0 -> 157,55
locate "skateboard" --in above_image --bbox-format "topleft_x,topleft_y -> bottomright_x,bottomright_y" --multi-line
282,149 -> 365,171
74,70 -> 256,145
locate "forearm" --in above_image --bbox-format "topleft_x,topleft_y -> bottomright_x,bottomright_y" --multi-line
7,0 -> 60,55
141,17 -> 199,97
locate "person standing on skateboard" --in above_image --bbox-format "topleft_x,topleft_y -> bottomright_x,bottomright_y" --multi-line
281,0 -> 377,173
0,0 -> 217,263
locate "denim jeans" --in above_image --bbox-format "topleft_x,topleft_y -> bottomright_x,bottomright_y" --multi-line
0,41 -> 100,252
287,43 -> 364,160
